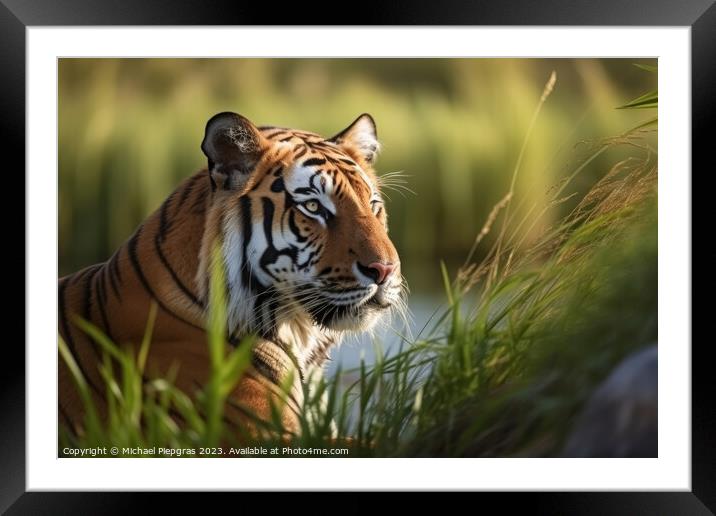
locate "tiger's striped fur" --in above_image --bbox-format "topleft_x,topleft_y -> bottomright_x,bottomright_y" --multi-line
59,112 -> 404,437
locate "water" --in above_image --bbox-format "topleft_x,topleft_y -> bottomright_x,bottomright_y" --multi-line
325,295 -> 446,375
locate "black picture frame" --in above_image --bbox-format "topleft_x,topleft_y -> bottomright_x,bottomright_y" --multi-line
4,0 -> 713,511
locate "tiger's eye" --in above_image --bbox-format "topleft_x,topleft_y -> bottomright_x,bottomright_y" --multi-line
304,200 -> 320,213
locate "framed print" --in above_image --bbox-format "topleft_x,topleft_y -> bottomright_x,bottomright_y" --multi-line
4,0 -> 714,511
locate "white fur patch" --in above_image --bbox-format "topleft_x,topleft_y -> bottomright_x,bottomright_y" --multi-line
222,211 -> 255,332
285,164 -> 336,215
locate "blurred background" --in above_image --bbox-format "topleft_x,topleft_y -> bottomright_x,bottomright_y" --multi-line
58,58 -> 657,368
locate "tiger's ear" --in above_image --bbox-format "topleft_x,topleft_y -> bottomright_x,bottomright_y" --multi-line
201,112 -> 267,191
329,113 -> 379,165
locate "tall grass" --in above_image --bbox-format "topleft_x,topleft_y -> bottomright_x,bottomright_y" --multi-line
58,73 -> 657,456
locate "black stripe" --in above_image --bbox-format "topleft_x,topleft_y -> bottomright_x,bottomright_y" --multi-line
264,130 -> 288,139
191,187 -> 207,213
154,235 -> 205,308
99,265 -> 109,306
270,177 -> 284,192
293,146 -> 308,159
158,192 -> 176,243
176,174 -> 200,212
297,249 -> 317,270
91,264 -> 104,310
294,186 -> 318,195
94,264 -> 115,344
251,354 -> 282,386
287,211 -> 307,243
127,226 -> 205,331
82,264 -> 102,322
303,157 -> 326,167
107,249 -> 122,301
127,229 -> 154,296
239,196 -> 254,292
83,266 -> 105,364
112,248 -> 123,284
255,197 -> 277,333
292,130 -> 318,138
261,197 -> 275,248
310,171 -> 324,194
321,154 -> 338,168
258,197 -> 288,283
251,349 -> 304,395
58,279 -> 104,398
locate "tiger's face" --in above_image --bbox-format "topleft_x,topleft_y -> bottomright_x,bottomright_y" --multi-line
201,112 -> 403,336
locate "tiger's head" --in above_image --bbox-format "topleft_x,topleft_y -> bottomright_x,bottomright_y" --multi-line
199,112 -> 404,341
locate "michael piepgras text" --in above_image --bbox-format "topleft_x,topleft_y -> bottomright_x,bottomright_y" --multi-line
61,446 -> 350,457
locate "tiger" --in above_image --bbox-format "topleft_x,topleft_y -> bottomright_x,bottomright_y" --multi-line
58,111 -> 404,439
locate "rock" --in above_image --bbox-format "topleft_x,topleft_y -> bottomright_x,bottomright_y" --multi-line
562,345 -> 657,457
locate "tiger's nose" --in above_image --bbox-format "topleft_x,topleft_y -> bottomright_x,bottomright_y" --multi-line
358,261 -> 397,285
